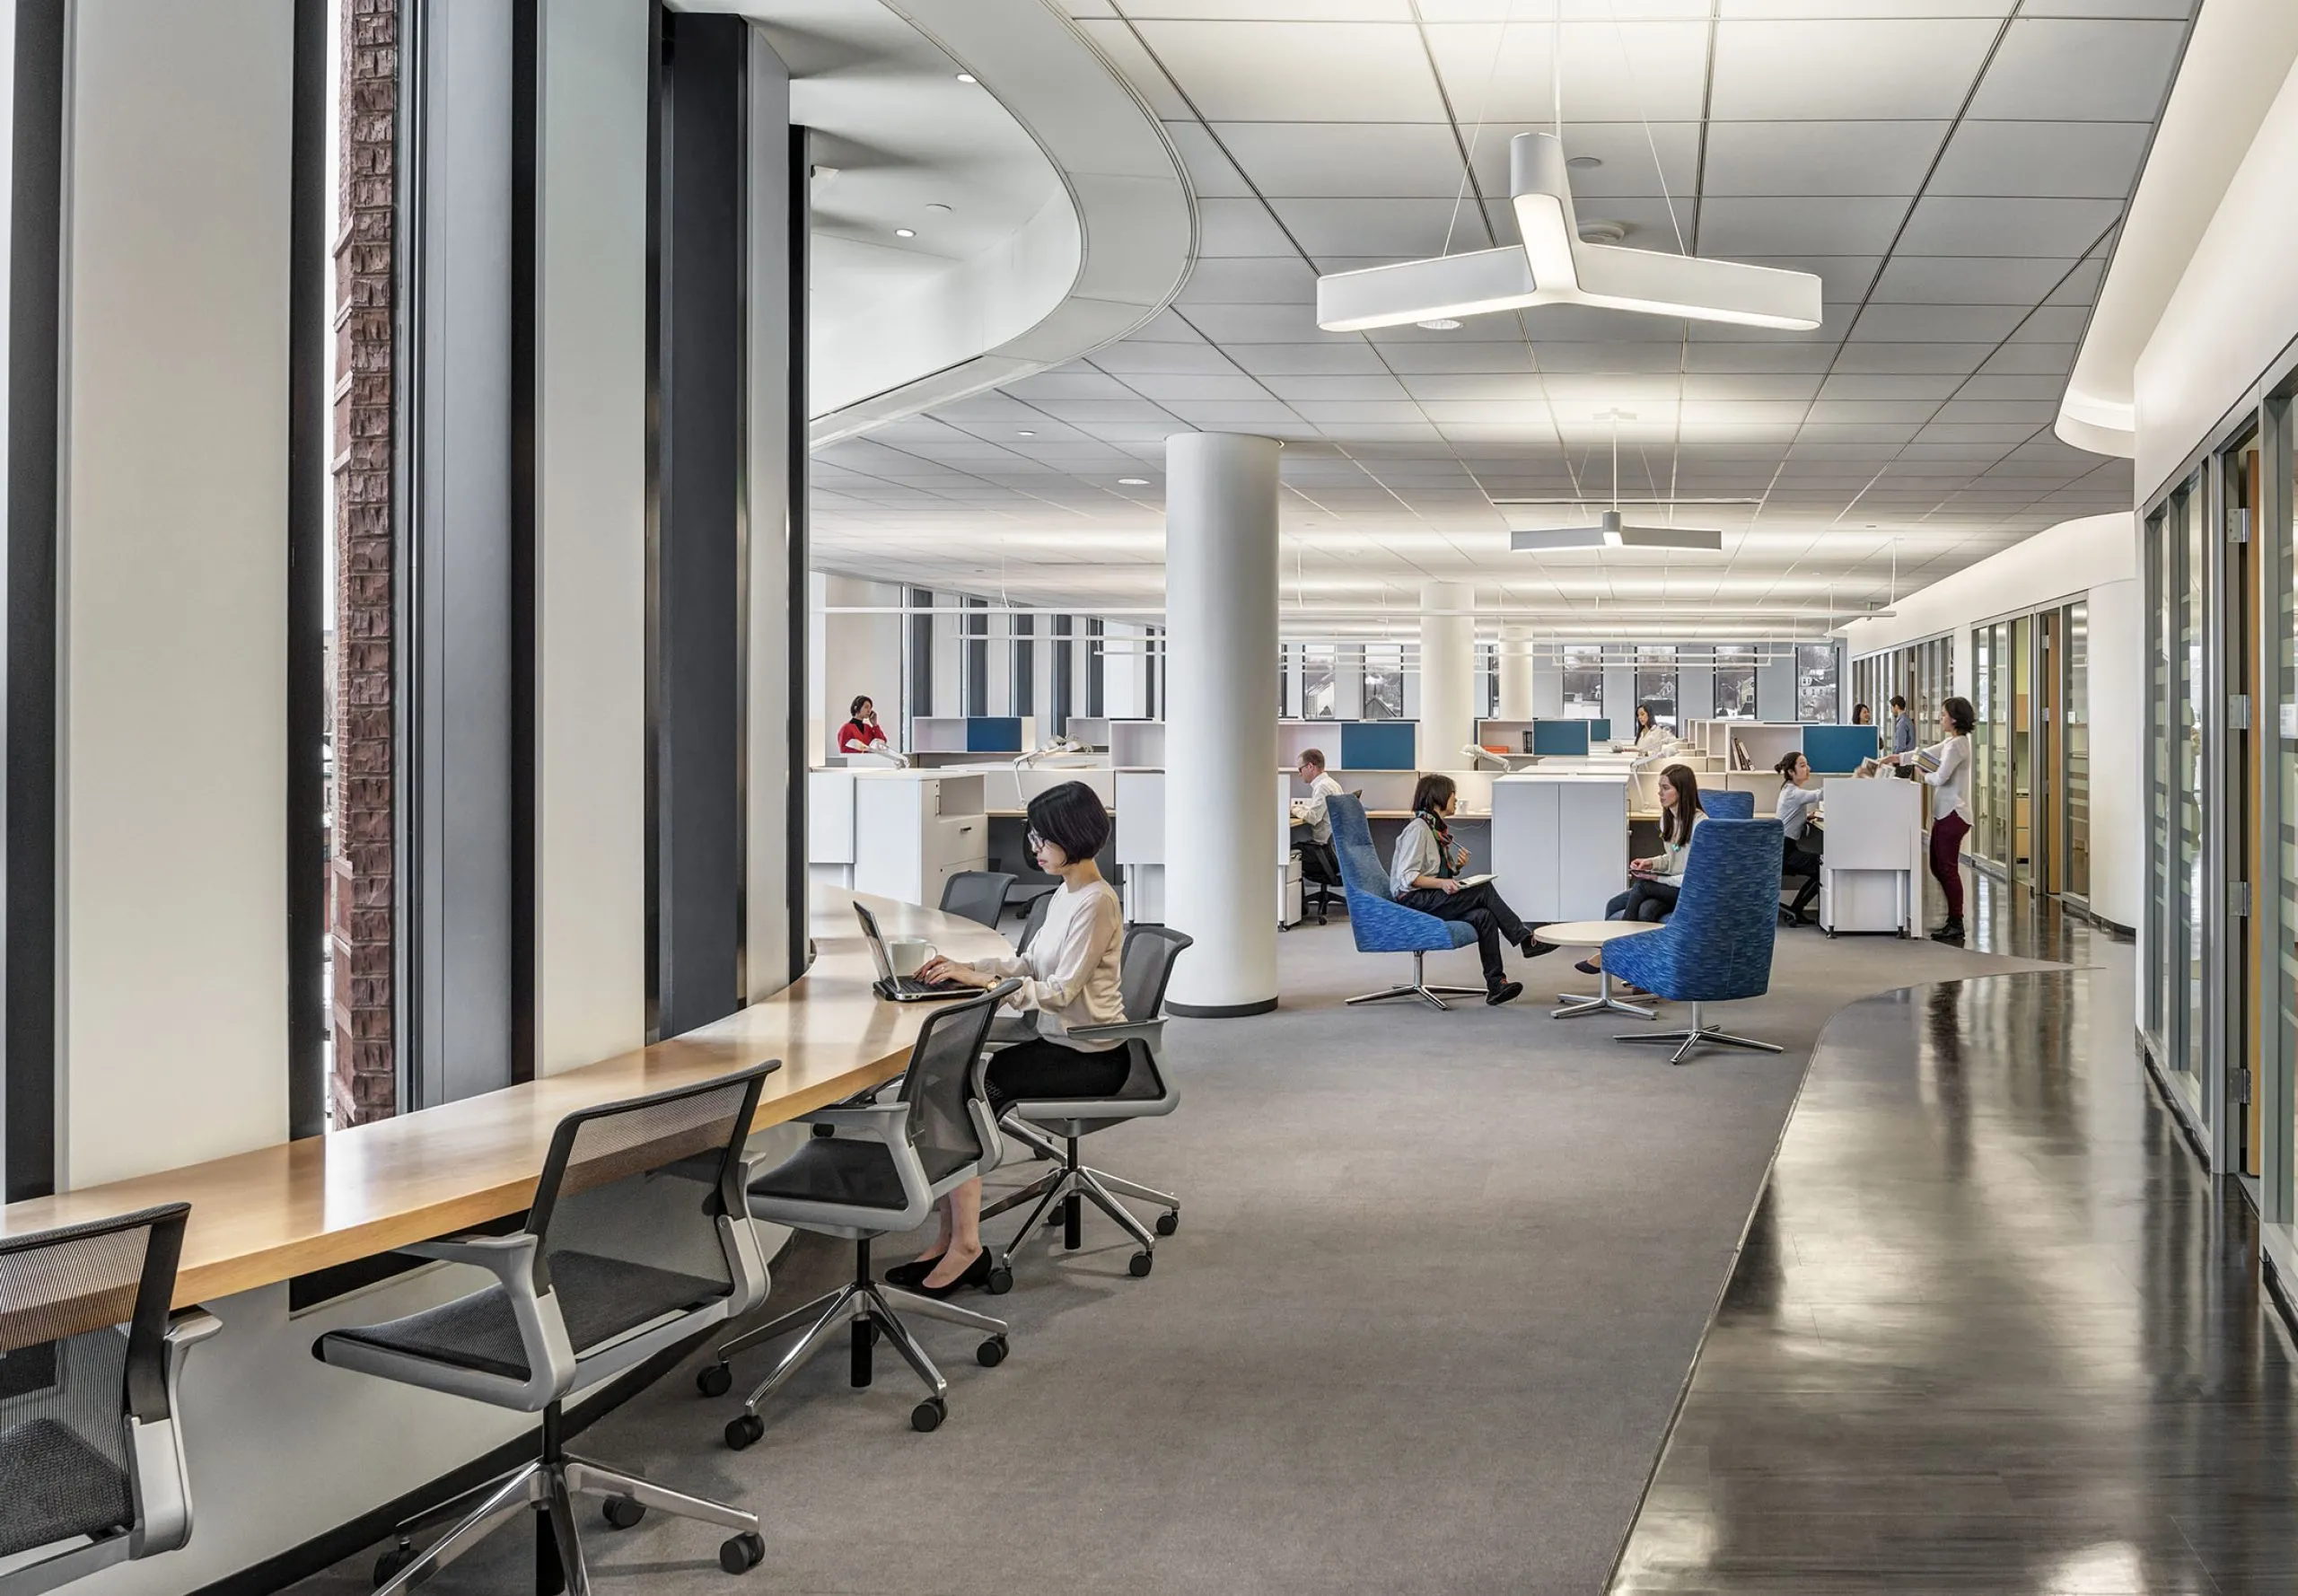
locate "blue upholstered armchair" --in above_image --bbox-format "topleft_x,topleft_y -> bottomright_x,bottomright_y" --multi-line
1702,789 -> 1756,819
1326,794 -> 1483,1010
1605,817 -> 1786,1065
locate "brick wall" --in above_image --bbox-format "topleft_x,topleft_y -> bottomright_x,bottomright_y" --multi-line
330,0 -> 397,1127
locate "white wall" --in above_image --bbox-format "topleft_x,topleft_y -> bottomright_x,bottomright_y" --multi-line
535,0 -> 648,1076
59,0 -> 292,1187
811,572 -> 905,762
1838,513 -> 2142,928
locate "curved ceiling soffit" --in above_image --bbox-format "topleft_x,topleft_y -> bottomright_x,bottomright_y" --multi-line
808,0 -> 1197,448
2056,0 -> 2298,460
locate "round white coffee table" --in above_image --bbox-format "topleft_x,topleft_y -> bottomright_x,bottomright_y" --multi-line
1532,921 -> 1662,1019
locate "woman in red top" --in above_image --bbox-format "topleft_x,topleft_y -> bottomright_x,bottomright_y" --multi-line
837,695 -> 888,756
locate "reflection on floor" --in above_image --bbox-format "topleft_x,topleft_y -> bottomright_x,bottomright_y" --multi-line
1610,933 -> 2298,1594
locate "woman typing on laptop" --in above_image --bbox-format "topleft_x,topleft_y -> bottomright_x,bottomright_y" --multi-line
900,781 -> 1124,1294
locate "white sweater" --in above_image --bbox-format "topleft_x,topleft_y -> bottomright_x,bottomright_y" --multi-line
981,879 -> 1125,1048
1917,734 -> 1973,824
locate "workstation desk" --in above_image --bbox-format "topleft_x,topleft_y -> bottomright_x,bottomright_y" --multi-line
0,890 -> 1012,1591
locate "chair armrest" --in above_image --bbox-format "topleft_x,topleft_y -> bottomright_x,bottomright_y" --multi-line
129,1309 -> 224,1557
795,1101 -> 910,1138
1061,1018 -> 1164,1048
398,1231 -> 540,1283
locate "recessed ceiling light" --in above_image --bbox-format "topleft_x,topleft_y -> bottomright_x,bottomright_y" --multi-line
955,72 -> 977,83
1577,220 -> 1627,245
1566,154 -> 1602,171
894,227 -> 917,239
1017,430 -> 1036,437
925,203 -> 952,215
1417,318 -> 1462,330
1118,478 -> 1149,486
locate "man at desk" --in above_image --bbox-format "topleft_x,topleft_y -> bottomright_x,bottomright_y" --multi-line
1291,748 -> 1345,905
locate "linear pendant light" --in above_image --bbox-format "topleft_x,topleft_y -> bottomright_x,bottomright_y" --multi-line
1316,131 -> 1822,335
1507,411 -> 1723,553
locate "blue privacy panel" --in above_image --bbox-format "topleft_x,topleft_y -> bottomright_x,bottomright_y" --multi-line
1531,720 -> 1590,756
1802,724 -> 1879,774
1589,718 -> 1611,741
966,717 -> 1025,752
1340,721 -> 1417,770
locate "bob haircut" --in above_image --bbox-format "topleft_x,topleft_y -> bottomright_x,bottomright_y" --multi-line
1943,696 -> 1976,735
849,695 -> 873,718
1410,772 -> 1457,816
1658,762 -> 1704,846
1025,780 -> 1110,863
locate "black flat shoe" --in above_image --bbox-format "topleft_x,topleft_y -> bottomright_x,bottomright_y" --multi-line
1486,980 -> 1522,1007
881,1255 -> 944,1289
1521,933 -> 1557,958
1574,958 -> 1601,976
1930,922 -> 1965,944
913,1249 -> 992,1299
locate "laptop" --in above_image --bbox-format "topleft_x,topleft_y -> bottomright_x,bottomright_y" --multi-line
853,902 -> 976,1002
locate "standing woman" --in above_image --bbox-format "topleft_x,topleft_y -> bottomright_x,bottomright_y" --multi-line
1774,751 -> 1824,924
1890,696 -> 1975,943
1388,772 -> 1552,1007
899,782 -> 1125,1292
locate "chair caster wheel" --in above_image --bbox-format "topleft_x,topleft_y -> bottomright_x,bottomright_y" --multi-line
374,1542 -> 418,1586
696,1363 -> 732,1398
1154,1210 -> 1179,1237
911,1397 -> 946,1433
987,1264 -> 1013,1295
602,1495 -> 645,1530
1128,1251 -> 1153,1278
978,1335 -> 1008,1368
719,1531 -> 766,1574
724,1413 -> 765,1451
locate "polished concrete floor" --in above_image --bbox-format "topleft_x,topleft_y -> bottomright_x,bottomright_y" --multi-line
1611,900 -> 2298,1594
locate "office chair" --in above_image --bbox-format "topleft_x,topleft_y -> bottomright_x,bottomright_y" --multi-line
940,870 -> 1017,930
0,1203 -> 217,1596
314,1065 -> 778,1590
1603,818 -> 1786,1065
1298,838 -> 1343,925
983,925 -> 1192,1282
1015,884 -> 1055,952
702,984 -> 1014,1445
1324,794 -> 1482,1008
1703,789 -> 1756,819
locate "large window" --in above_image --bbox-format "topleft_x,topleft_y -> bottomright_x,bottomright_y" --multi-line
1795,643 -> 1839,723
1302,645 -> 1337,718
1561,645 -> 1603,719
1364,643 -> 1405,720
1635,645 -> 1677,731
1713,646 -> 1756,718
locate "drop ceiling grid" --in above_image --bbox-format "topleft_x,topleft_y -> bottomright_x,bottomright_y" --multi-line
805,0 -> 2177,627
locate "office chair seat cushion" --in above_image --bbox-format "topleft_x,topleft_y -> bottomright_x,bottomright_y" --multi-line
320,1250 -> 732,1383
0,1416 -> 134,1557
749,1135 -> 970,1210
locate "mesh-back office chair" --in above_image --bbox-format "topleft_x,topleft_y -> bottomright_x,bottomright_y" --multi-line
0,1204 -> 217,1596
1604,818 -> 1786,1066
314,1066 -> 778,1590
939,870 -> 1016,931
702,985 -> 1013,1446
1325,794 -> 1483,1008
983,925 -> 1192,1282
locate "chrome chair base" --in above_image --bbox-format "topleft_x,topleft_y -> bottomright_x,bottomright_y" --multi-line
705,1241 -> 1008,1443
1345,951 -> 1485,1010
985,1116 -> 1178,1278
1614,1001 -> 1784,1065
371,1420 -> 761,1595
1552,966 -> 1654,1020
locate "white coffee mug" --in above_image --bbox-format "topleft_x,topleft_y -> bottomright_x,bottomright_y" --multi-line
884,937 -> 934,978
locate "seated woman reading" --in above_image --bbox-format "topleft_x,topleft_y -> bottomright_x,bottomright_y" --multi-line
1577,762 -> 1706,977
1387,772 -> 1552,1007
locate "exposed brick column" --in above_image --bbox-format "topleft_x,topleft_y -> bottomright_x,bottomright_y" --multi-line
330,0 -> 398,1127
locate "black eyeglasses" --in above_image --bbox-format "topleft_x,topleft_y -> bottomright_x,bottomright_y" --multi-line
1027,829 -> 1045,852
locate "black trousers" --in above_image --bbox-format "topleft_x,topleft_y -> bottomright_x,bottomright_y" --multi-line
1395,881 -> 1528,987
985,1035 -> 1127,1111
1606,880 -> 1680,923
1782,828 -> 1823,916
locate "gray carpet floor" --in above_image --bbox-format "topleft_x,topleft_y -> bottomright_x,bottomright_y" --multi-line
294,919 -> 2062,1596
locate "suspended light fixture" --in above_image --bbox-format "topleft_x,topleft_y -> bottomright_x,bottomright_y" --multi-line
1318,131 -> 1820,333
1507,412 -> 1722,553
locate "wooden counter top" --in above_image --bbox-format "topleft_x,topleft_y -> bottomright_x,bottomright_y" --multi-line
0,890 -> 1013,1307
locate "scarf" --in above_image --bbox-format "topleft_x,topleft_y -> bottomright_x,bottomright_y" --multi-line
1417,809 -> 1459,877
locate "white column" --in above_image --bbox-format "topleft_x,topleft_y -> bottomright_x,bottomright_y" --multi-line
1164,434 -> 1280,1016
1419,580 -> 1475,763
1498,625 -> 1536,719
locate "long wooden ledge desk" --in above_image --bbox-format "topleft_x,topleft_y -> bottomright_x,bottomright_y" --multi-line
0,890 -> 1011,1305
0,889 -> 1013,1591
